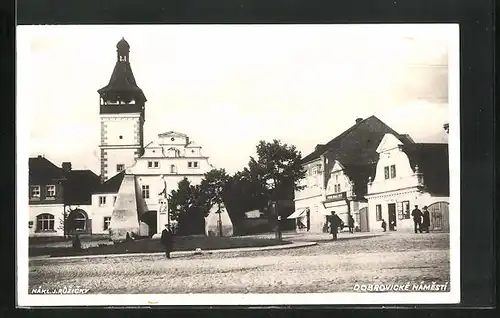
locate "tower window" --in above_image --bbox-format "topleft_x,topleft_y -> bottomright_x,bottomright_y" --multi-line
193,161 -> 199,168
119,135 -> 123,140
171,137 -> 175,141
170,165 -> 177,174
141,185 -> 150,199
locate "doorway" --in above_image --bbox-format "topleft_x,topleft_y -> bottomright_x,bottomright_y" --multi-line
388,203 -> 397,231
140,211 -> 157,237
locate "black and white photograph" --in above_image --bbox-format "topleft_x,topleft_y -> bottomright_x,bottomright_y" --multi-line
16,24 -> 460,306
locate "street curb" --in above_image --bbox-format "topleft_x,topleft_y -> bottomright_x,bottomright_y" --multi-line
29,241 -> 318,261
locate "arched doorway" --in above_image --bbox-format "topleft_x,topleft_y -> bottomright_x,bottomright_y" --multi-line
67,208 -> 91,235
140,211 -> 157,237
427,201 -> 449,232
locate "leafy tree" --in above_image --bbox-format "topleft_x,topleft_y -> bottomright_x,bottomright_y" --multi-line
167,178 -> 206,235
199,168 -> 230,210
249,139 -> 306,201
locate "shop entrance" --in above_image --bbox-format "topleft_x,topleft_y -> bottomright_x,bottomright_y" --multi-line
388,203 -> 397,231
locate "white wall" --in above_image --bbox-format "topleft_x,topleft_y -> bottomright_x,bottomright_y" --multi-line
130,156 -> 211,175
105,147 -> 139,179
91,192 -> 117,234
101,114 -> 141,146
326,161 -> 354,197
135,174 -> 204,212
294,195 -> 327,233
295,158 -> 324,201
29,204 -> 65,237
368,134 -> 421,195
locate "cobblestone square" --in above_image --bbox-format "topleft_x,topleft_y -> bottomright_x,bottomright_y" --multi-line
29,232 -> 450,294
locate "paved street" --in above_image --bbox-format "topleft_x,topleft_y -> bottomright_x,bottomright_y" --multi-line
28,232 -> 449,294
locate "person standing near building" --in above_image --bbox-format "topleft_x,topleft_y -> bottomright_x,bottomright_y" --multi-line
381,219 -> 387,232
348,214 -> 355,234
422,206 -> 431,233
161,224 -> 173,259
330,211 -> 343,240
411,205 -> 423,234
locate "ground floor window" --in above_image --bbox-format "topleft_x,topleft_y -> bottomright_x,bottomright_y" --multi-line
397,201 -> 411,219
104,216 -> 111,230
36,213 -> 55,231
375,204 -> 382,221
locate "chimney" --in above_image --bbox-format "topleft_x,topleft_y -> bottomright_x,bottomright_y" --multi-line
315,144 -> 325,151
62,162 -> 72,172
355,118 -> 363,124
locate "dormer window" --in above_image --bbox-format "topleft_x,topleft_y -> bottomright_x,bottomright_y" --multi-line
170,165 -> 177,174
167,147 -> 180,158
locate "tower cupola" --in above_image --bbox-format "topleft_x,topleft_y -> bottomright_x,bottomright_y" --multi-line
116,37 -> 130,62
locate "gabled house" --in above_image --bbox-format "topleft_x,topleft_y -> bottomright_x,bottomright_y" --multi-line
365,133 -> 449,232
29,156 -> 101,237
292,116 -> 414,233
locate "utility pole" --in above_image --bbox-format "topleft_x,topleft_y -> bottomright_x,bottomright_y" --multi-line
216,203 -> 223,237
273,201 -> 282,241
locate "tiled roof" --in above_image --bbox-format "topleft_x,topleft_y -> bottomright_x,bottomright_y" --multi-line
311,116 -> 415,193
64,170 -> 101,205
29,156 -> 102,205
342,163 -> 377,199
95,171 -> 125,194
303,115 -> 413,165
29,156 -> 66,184
402,143 -> 449,197
98,61 -> 146,102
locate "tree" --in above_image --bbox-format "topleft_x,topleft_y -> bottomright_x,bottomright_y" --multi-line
167,178 -> 206,235
199,168 -> 230,210
249,139 -> 306,202
58,207 -> 82,249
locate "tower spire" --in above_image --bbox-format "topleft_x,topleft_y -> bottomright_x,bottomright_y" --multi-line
116,37 -> 130,62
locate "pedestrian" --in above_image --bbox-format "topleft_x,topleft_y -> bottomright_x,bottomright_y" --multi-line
422,206 -> 430,233
160,224 -> 173,259
411,205 -> 423,233
381,219 -> 387,232
330,211 -> 343,240
348,214 -> 355,234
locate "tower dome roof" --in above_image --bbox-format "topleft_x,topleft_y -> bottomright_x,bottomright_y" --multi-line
116,37 -> 130,51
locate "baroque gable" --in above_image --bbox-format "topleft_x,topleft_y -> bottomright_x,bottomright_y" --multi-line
376,133 -> 404,154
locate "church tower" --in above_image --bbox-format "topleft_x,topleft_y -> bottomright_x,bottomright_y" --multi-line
97,38 -> 147,182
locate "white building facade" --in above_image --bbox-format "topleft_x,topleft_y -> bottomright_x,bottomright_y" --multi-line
365,134 -> 450,233
292,156 -> 328,233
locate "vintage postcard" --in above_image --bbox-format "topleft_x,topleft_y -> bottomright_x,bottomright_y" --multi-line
16,23 -> 460,306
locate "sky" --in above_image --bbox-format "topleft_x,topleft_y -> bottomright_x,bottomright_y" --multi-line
17,24 -> 456,175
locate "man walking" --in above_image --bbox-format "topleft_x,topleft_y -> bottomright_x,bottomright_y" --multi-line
411,205 -> 423,233
161,224 -> 173,259
330,211 -> 343,240
422,206 -> 430,233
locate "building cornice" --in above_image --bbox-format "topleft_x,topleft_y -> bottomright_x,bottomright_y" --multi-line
100,113 -> 141,118
138,156 -> 210,160
365,186 -> 423,198
294,193 -> 323,202
99,144 -> 141,149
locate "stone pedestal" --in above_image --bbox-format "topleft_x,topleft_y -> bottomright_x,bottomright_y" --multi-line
109,174 -> 140,243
